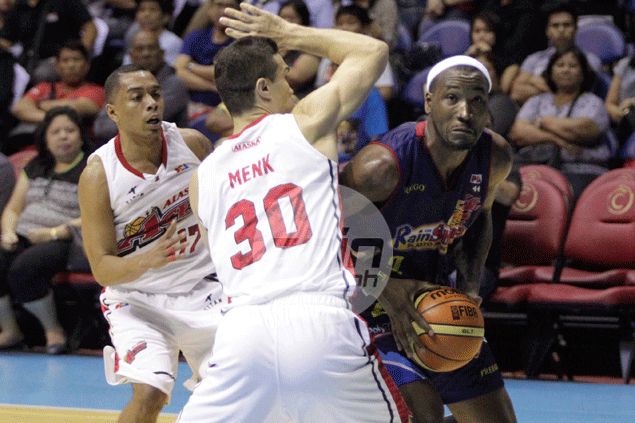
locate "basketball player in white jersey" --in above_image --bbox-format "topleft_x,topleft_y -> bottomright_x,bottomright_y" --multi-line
78,64 -> 223,423
177,4 -> 410,423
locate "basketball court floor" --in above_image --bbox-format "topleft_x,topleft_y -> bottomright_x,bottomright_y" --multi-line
0,351 -> 634,423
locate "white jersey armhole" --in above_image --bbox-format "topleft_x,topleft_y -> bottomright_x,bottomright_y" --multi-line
284,114 -> 336,164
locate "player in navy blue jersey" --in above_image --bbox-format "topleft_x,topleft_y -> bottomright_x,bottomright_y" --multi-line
341,56 -> 517,423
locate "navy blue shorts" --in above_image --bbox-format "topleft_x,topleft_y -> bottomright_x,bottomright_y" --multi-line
374,334 -> 504,404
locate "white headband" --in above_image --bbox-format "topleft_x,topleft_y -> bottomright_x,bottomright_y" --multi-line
425,55 -> 492,93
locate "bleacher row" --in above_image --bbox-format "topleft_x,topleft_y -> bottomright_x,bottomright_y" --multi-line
483,165 -> 635,382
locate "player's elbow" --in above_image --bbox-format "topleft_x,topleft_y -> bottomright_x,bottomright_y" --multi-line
370,40 -> 389,70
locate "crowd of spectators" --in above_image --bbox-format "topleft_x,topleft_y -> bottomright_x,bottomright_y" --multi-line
0,0 -> 633,351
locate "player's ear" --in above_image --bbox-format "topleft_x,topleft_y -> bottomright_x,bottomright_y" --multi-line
106,103 -> 119,124
424,91 -> 432,114
255,77 -> 272,101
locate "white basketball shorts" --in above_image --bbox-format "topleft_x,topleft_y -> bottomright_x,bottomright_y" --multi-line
101,278 -> 223,399
177,293 -> 411,422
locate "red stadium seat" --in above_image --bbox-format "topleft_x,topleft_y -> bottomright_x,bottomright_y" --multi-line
8,148 -> 37,178
583,168 -> 635,193
499,178 -> 569,284
519,165 -> 574,204
558,179 -> 635,286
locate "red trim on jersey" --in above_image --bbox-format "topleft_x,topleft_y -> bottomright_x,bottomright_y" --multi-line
227,114 -> 269,140
114,129 -> 168,179
370,344 -> 413,422
368,141 -> 402,211
415,120 -> 426,138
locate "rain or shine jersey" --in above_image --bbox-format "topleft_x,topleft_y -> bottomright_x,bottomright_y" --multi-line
376,120 -> 492,287
90,122 -> 214,294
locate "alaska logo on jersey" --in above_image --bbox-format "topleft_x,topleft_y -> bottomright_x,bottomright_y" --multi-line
117,189 -> 192,256
392,194 -> 481,254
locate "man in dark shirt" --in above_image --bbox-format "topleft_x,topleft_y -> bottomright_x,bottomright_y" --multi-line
93,30 -> 189,144
2,0 -> 96,81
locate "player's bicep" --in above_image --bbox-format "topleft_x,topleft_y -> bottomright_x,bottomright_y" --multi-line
78,158 -> 118,270
188,169 -> 209,250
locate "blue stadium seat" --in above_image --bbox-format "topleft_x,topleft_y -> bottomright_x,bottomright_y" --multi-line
418,19 -> 470,58
575,23 -> 626,65
401,67 -> 431,106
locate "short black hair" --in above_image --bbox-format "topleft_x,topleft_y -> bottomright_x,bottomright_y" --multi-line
542,0 -> 578,25
214,37 -> 279,116
56,39 -> 89,61
104,64 -> 147,103
335,5 -> 372,27
279,0 -> 311,26
136,0 -> 173,15
543,46 -> 595,93
34,107 -> 91,173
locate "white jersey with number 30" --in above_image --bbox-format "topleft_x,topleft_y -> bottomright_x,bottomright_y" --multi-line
197,114 -> 354,308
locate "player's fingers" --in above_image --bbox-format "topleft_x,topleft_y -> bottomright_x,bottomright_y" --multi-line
164,219 -> 178,238
238,2 -> 264,16
407,306 -> 435,336
219,17 -> 252,33
164,232 -> 186,249
221,6 -> 247,20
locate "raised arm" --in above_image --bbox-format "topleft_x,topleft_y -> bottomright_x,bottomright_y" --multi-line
221,3 -> 389,144
78,157 -> 185,286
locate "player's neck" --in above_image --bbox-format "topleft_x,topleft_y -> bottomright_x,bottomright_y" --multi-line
231,110 -> 268,137
118,131 -> 164,170
425,127 -> 469,184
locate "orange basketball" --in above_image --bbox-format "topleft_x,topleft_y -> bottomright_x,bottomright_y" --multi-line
411,288 -> 484,372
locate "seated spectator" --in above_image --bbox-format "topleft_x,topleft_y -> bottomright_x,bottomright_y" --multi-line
94,30 -> 188,144
337,0 -> 399,49
0,107 -> 88,352
9,41 -> 104,153
418,0 -> 476,38
174,0 -> 238,118
605,54 -> 635,144
465,10 -> 518,94
479,0 -> 544,72
509,47 -> 611,197
277,0 -> 319,99
316,5 -> 395,101
123,0 -> 183,66
11,41 -> 104,126
84,0 -> 136,41
1,0 -> 96,82
510,1 -> 602,105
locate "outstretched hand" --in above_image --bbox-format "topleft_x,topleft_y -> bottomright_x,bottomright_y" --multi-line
220,3 -> 289,45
